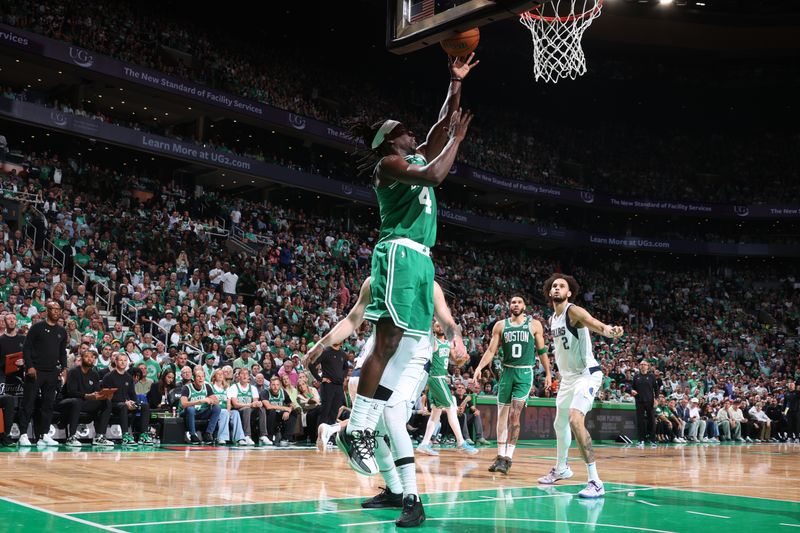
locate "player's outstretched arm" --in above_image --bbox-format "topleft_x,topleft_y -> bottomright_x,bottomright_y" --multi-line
304,277 -> 371,366
567,305 -> 624,339
419,54 -> 479,161
378,108 -> 473,187
472,319 -> 503,384
531,319 -> 552,389
432,281 -> 467,364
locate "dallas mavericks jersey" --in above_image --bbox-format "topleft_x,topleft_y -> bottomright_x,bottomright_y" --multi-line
374,153 -> 437,248
500,315 -> 537,367
549,303 -> 599,375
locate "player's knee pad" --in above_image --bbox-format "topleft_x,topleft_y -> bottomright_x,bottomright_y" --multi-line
554,408 -> 570,432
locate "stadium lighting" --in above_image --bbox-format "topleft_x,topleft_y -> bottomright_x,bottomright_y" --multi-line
659,0 -> 673,4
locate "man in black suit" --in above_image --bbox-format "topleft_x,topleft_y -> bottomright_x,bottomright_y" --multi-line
632,360 -> 658,447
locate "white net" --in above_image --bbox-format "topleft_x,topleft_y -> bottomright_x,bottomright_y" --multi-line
519,0 -> 603,83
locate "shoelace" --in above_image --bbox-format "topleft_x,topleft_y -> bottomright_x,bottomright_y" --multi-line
351,430 -> 377,458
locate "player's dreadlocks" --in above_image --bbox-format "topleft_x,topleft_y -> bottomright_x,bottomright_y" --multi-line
345,116 -> 401,179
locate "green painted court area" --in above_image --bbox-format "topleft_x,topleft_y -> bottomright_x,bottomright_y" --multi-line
2,483 -> 798,533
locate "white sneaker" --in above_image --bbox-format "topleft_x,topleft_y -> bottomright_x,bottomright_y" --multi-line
578,480 -> 605,499
38,434 -> 59,447
216,439 -> 228,445
237,439 -> 248,446
636,441 -> 645,448
538,466 -> 574,484
244,436 -> 255,446
65,436 -> 84,448
317,424 -> 333,451
259,436 -> 272,446
17,434 -> 33,447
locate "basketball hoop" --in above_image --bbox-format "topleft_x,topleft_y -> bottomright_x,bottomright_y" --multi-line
520,0 -> 603,83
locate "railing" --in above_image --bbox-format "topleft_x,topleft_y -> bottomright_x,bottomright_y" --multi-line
72,262 -> 112,316
230,225 -> 258,255
0,188 -> 45,206
120,299 -> 138,330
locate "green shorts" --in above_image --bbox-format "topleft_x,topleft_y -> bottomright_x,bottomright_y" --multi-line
497,366 -> 534,405
364,240 -> 434,338
427,376 -> 455,408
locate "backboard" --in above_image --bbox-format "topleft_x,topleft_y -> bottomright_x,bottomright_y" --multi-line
387,0 -> 542,54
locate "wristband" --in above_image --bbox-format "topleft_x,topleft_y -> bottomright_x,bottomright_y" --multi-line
537,347 -> 548,355
451,76 -> 463,82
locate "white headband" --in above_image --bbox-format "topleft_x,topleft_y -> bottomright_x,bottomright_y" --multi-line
371,120 -> 400,150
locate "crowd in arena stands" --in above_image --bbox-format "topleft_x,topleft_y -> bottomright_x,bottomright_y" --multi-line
0,142 -> 797,448
4,86 -> 798,246
4,1 -> 800,205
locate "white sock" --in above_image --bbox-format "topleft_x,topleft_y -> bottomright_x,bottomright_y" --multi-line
376,435 -> 404,494
587,462 -> 600,483
365,398 -> 386,432
398,462 -> 418,498
347,394 -> 374,433
506,444 -> 516,459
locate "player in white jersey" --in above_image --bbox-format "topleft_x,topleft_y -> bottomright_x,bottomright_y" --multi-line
537,274 -> 624,499
305,276 -> 466,527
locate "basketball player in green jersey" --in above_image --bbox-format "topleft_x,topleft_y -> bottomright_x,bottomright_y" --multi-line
417,320 -> 478,456
473,295 -> 551,474
341,54 -> 478,476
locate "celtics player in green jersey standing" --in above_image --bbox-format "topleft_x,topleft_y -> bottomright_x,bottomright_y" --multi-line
473,295 -> 551,474
341,54 -> 478,485
417,320 -> 478,456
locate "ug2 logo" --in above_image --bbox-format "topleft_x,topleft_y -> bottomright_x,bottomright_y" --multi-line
68,47 -> 94,68
288,113 -> 306,130
733,206 -> 750,217
580,191 -> 595,204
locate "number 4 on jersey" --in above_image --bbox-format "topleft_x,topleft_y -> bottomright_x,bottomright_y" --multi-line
418,187 -> 432,214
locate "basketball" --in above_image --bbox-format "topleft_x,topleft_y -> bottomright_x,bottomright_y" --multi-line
440,28 -> 480,58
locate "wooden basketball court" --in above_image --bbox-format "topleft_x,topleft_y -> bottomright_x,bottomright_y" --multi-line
1,440 -> 798,532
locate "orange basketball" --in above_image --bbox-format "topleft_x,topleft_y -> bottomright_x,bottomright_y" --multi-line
440,28 -> 480,58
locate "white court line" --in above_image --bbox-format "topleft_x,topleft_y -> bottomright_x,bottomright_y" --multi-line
340,517 -> 679,533
0,497 -> 128,533
686,510 -> 730,519
70,482 -> 595,516
637,500 -> 660,507
632,484 -> 800,505
107,487 -> 657,528
779,525 -> 800,529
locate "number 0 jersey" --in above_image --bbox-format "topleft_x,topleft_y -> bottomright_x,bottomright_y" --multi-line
374,154 -> 436,248
500,315 -> 537,368
549,303 -> 599,375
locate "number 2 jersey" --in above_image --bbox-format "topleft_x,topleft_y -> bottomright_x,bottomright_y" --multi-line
548,303 -> 599,375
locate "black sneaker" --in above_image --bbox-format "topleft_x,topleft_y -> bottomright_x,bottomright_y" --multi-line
361,487 -> 404,509
190,433 -> 201,444
488,455 -> 503,472
202,432 -> 214,444
336,428 -> 379,476
0,435 -> 14,447
495,457 -> 512,474
396,494 -> 425,528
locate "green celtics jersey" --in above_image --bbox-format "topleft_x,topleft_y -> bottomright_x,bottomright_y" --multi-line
183,382 -> 210,413
143,359 -> 161,382
500,316 -> 537,367
266,388 -> 285,405
430,337 -> 450,378
375,154 -> 437,248
210,383 -> 227,402
233,383 -> 256,403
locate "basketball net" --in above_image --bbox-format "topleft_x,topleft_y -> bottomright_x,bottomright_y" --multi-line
519,0 -> 603,83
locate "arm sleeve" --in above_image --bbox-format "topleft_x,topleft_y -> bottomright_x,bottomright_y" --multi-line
22,326 -> 34,368
309,352 -> 325,381
59,329 -> 68,369
64,369 -> 81,399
